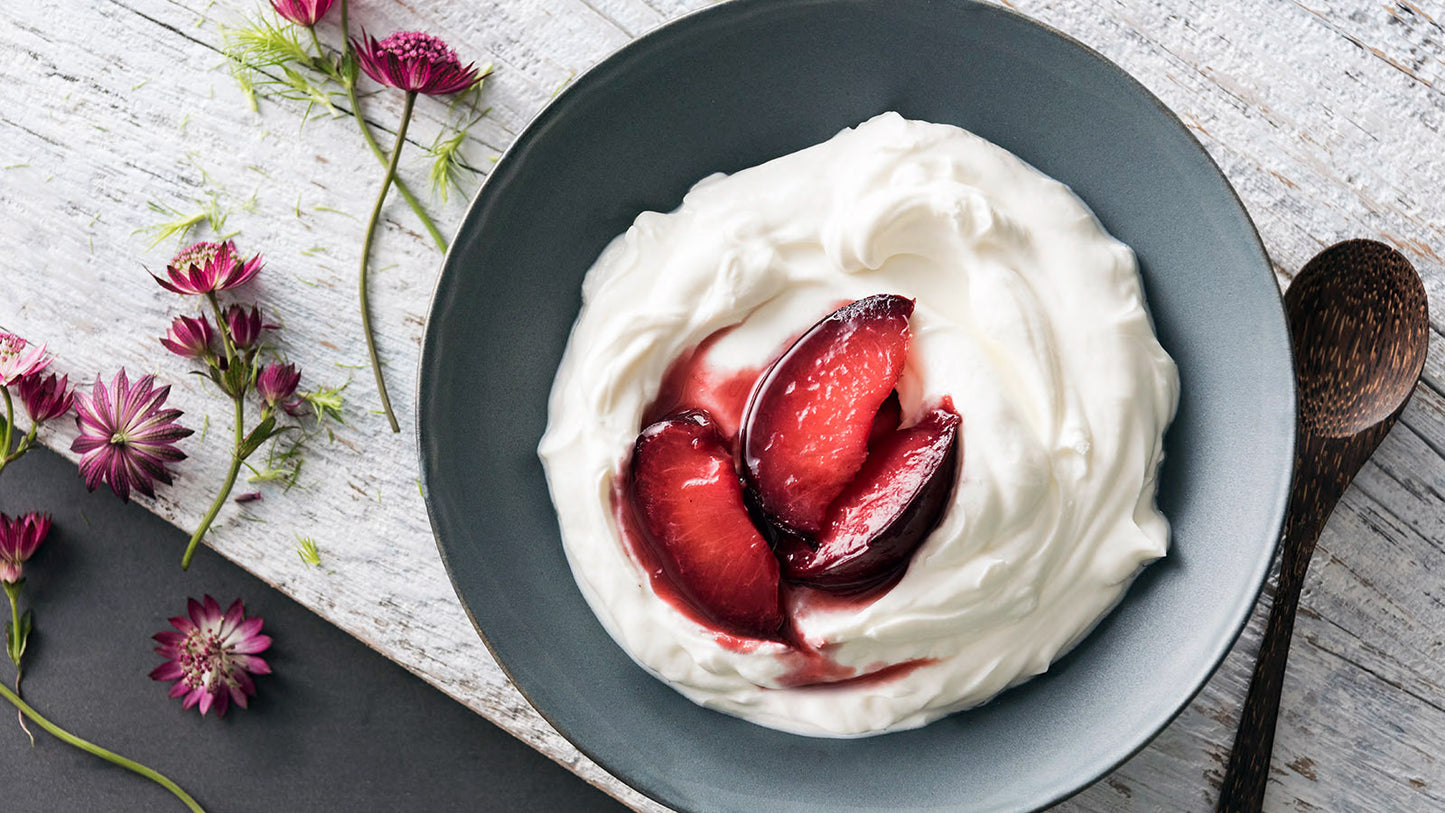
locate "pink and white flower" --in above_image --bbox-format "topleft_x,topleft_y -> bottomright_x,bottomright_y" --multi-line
153,241 -> 263,296
71,370 -> 192,502
0,332 -> 50,387
352,31 -> 486,96
150,596 -> 272,717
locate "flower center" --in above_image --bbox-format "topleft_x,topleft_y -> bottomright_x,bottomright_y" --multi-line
171,241 -> 222,270
377,31 -> 458,67
180,629 -> 238,690
0,335 -> 22,363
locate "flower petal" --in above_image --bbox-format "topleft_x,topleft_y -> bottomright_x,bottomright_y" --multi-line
150,662 -> 184,681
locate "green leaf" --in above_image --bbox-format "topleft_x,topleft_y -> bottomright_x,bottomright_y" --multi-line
133,201 -> 208,248
220,14 -> 340,113
187,368 -> 224,391
340,49 -> 359,84
244,431 -> 305,490
16,610 -> 31,660
6,609 -> 31,665
296,537 -> 322,567
221,15 -> 313,71
221,361 -> 250,398
237,414 -> 278,460
300,381 -> 348,427
425,82 -> 491,204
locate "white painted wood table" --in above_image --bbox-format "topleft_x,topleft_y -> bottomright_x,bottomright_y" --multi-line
2,0 -> 1443,810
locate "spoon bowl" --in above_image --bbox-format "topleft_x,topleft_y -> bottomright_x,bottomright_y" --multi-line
1287,240 -> 1430,438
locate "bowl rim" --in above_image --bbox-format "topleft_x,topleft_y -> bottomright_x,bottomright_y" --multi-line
416,0 -> 1296,809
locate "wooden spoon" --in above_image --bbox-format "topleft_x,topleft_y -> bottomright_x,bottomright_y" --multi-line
1218,239 -> 1429,812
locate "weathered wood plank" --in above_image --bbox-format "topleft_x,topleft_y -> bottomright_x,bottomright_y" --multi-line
2,0 -> 1444,811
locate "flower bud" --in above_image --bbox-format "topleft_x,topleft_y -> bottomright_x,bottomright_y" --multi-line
256,362 -> 301,408
224,305 -> 267,351
270,0 -> 335,27
15,372 -> 74,424
160,314 -> 215,359
0,513 -> 50,585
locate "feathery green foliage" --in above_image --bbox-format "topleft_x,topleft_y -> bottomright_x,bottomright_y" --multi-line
296,537 -> 322,567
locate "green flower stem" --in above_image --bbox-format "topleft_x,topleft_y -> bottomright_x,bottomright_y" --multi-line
358,90 -> 415,434
349,96 -> 446,251
0,386 -> 13,476
204,294 -> 236,364
183,292 -> 255,569
0,389 -> 34,477
306,26 -> 325,63
182,393 -> 244,571
5,584 -> 20,668
0,681 -> 206,812
339,0 -> 447,252
5,582 -> 31,745
11,425 -> 34,462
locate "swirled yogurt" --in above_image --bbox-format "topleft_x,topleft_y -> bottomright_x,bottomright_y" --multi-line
538,112 -> 1179,737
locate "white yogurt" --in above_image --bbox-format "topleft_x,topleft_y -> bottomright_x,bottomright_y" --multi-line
538,113 -> 1179,737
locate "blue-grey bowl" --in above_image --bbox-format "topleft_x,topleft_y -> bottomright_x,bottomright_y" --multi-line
418,1 -> 1295,810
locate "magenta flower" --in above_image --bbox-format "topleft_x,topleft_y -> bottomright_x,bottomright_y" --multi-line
222,305 -> 267,351
0,513 -> 49,585
150,596 -> 272,717
15,372 -> 73,424
71,370 -> 192,502
256,362 -> 300,408
153,241 -> 263,296
0,333 -> 50,388
270,0 -> 333,27
159,314 -> 215,359
349,32 -> 487,434
352,31 -> 485,96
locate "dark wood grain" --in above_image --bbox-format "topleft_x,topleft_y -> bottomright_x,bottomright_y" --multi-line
1218,240 -> 1430,812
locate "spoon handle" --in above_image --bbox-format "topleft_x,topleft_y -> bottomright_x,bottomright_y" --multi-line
1216,521 -> 1314,812
1217,433 -> 1353,812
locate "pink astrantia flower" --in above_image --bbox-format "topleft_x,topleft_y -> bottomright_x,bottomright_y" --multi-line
71,370 -> 192,502
151,596 -> 272,717
352,31 -> 486,96
0,512 -> 49,585
153,241 -> 264,296
255,362 -> 300,409
0,332 -> 50,387
270,0 -> 333,27
15,372 -> 74,424
159,314 -> 215,359
222,305 -> 268,351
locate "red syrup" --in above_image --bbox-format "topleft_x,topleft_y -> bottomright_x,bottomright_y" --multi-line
641,327 -> 760,444
611,324 -> 938,691
774,653 -> 938,690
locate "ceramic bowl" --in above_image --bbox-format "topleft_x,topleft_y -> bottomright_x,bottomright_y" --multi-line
418,1 -> 1294,809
